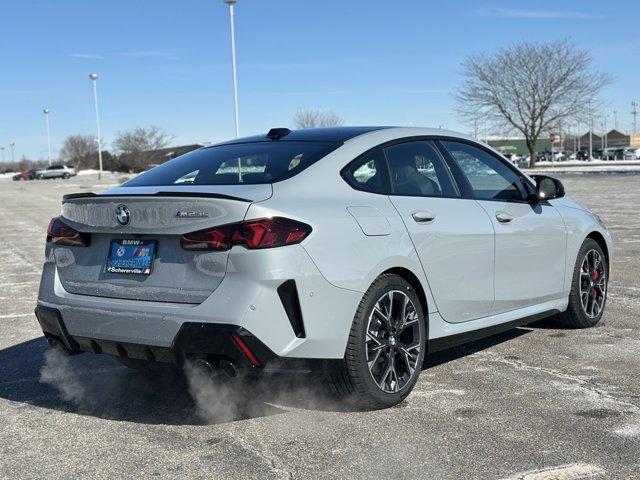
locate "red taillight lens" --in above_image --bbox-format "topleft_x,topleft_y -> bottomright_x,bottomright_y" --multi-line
232,217 -> 312,249
180,217 -> 312,251
180,223 -> 238,251
47,217 -> 91,247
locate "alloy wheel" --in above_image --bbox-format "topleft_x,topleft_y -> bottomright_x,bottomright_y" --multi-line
365,290 -> 422,393
579,249 -> 607,318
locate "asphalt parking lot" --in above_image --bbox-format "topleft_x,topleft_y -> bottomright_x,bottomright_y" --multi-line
0,173 -> 638,480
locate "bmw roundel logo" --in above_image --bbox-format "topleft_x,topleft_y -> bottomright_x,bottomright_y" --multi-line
116,204 -> 130,226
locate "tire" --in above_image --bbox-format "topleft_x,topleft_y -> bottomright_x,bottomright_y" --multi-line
62,173 -> 70,179
326,274 -> 427,409
36,174 -> 43,180
554,238 -> 608,328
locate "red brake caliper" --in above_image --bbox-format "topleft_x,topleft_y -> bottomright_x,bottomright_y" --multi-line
591,270 -> 600,298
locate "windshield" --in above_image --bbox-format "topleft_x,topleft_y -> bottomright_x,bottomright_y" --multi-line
124,141 -> 340,187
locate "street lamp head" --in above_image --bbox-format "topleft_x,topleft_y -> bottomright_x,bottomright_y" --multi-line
89,73 -> 99,81
223,0 -> 237,4
43,108 -> 50,114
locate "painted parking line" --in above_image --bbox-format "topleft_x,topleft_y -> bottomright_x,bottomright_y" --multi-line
500,464 -> 605,480
0,313 -> 34,319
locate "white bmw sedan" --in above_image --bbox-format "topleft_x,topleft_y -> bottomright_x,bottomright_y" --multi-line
36,127 -> 612,409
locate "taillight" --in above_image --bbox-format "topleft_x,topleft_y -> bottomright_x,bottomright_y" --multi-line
180,223 -> 237,251
180,217 -> 312,251
47,217 -> 91,247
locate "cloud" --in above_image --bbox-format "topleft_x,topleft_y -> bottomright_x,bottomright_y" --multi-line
68,53 -> 105,60
243,55 -> 432,71
68,50 -> 179,60
474,8 -> 604,20
114,49 -> 178,59
241,86 -> 449,98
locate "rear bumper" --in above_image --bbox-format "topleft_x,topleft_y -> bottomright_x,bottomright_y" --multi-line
34,305 -> 343,372
37,244 -> 362,360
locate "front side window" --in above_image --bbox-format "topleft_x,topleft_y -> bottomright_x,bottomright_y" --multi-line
341,149 -> 389,194
385,141 -> 457,197
125,141 -> 340,186
442,141 -> 528,201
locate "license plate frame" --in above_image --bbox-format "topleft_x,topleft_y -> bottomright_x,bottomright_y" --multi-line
106,239 -> 157,275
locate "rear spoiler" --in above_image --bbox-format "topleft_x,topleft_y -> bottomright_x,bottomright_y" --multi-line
62,191 -> 252,203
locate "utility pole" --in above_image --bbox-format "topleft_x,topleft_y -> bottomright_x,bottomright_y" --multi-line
577,121 -> 581,151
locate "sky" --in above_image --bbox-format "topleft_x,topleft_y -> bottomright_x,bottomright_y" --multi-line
1,0 -> 639,161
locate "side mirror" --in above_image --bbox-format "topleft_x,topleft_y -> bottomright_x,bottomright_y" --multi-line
531,175 -> 565,201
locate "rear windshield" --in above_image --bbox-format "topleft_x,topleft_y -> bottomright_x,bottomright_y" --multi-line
124,141 -> 340,186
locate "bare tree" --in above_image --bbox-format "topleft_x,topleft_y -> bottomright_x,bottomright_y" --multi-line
113,126 -> 174,171
292,108 -> 344,129
455,40 -> 612,167
59,134 -> 98,170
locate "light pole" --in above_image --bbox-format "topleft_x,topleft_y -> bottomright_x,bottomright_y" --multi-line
0,147 -> 5,164
632,101 -> 639,134
89,73 -> 104,179
9,142 -> 15,163
223,0 -> 240,139
43,108 -> 52,165
613,109 -> 619,131
588,99 -> 594,160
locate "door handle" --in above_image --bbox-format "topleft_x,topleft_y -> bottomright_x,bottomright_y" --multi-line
495,211 -> 514,223
412,210 -> 437,223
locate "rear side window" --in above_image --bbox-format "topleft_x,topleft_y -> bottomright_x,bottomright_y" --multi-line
125,141 -> 340,186
341,149 -> 389,194
385,141 -> 457,197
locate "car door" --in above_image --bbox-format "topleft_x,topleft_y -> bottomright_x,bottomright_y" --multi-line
440,140 -> 566,315
384,140 -> 495,323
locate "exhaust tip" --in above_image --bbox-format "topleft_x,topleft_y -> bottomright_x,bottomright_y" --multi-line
192,357 -> 215,377
219,359 -> 238,378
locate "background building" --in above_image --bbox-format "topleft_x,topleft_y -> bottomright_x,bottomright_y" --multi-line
487,138 -> 551,156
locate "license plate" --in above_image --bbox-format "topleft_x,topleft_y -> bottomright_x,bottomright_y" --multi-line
106,239 -> 156,275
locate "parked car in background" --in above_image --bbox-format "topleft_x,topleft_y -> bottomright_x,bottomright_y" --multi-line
602,148 -> 618,160
575,149 -> 590,160
502,153 -> 525,165
623,147 -> 640,160
35,165 -> 76,180
555,150 -> 574,161
12,169 -> 38,181
613,148 -> 626,160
